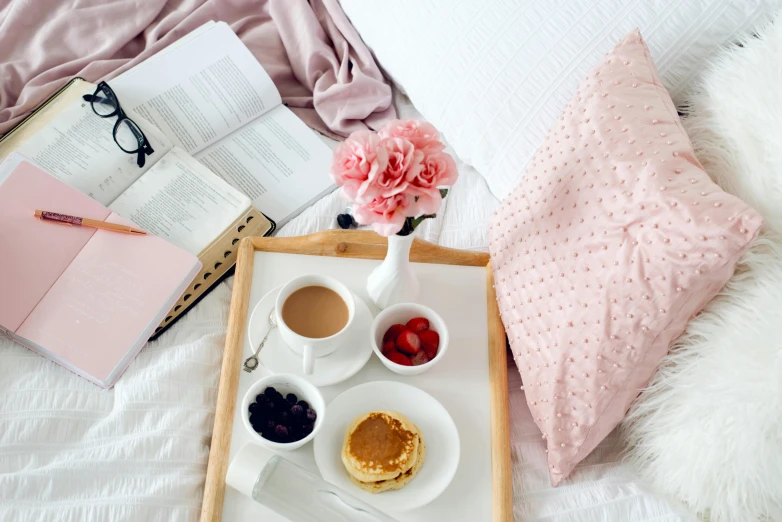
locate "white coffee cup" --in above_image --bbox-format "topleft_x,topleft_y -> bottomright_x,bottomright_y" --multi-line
275,275 -> 356,375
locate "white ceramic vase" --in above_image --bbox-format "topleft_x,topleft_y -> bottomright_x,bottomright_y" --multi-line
366,231 -> 419,310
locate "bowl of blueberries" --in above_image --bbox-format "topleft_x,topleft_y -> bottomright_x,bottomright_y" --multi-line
241,373 -> 325,451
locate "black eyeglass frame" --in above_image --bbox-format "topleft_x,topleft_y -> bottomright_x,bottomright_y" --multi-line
82,81 -> 154,168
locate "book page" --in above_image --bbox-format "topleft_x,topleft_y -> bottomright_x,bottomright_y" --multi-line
110,22 -> 281,156
0,79 -> 93,163
0,158 -> 109,332
195,105 -> 335,225
109,147 -> 251,255
14,98 -> 173,206
16,212 -> 200,387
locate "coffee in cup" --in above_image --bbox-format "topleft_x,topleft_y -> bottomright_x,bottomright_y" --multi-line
281,286 -> 349,338
276,275 -> 356,375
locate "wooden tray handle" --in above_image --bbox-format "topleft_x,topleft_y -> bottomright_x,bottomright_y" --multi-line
249,230 -> 490,266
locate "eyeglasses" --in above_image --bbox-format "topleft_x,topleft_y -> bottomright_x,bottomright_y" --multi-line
82,81 -> 154,168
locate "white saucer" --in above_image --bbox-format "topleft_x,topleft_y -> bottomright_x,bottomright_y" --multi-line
247,286 -> 374,387
313,381 -> 461,512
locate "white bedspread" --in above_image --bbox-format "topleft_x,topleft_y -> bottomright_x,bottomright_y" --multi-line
0,94 -> 693,522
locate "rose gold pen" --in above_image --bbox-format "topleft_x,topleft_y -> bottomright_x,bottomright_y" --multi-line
34,209 -> 147,235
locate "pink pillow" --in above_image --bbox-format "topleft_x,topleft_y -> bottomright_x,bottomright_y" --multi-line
488,29 -> 762,486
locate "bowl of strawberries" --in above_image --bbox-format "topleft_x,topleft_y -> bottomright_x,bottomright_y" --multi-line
370,303 -> 449,376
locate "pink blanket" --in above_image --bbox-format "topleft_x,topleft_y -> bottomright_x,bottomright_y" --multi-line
0,0 -> 394,137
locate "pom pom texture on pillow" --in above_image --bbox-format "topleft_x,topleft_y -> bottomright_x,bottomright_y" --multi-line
488,29 -> 762,486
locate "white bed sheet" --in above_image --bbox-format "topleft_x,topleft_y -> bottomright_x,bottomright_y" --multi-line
0,94 -> 694,522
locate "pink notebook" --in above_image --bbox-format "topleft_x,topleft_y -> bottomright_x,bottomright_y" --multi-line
0,157 -> 201,387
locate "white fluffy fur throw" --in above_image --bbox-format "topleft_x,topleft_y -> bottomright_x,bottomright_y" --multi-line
621,16 -> 782,522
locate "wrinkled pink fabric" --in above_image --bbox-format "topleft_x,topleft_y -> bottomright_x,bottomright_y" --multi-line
0,0 -> 394,137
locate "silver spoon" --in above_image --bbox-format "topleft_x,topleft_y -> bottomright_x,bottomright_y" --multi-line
244,309 -> 277,373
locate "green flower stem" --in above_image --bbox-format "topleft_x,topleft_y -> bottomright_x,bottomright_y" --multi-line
396,189 -> 450,236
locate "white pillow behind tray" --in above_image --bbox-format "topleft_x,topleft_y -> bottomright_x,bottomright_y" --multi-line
340,0 -> 780,200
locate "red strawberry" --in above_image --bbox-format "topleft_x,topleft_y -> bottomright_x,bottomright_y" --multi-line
386,350 -> 412,366
382,341 -> 396,357
419,330 -> 439,359
383,324 -> 407,344
406,317 -> 430,333
411,351 -> 431,366
395,329 -> 421,355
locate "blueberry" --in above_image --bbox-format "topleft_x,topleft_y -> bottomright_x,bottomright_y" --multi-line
302,423 -> 314,435
275,425 -> 289,438
290,404 -> 303,417
256,394 -> 265,403
306,408 -> 317,422
337,213 -> 355,229
262,420 -> 278,440
278,411 -> 289,422
249,402 -> 260,413
296,400 -> 309,410
286,393 -> 298,404
264,387 -> 277,397
250,419 -> 262,433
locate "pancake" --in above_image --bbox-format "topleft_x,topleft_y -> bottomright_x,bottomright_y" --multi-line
341,410 -> 426,493
342,410 -> 419,483
349,431 -> 426,493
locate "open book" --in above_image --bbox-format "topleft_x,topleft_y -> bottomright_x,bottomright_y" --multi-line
0,21 -> 335,336
0,156 -> 202,387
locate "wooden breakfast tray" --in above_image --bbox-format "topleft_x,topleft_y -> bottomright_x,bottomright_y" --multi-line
199,230 -> 511,522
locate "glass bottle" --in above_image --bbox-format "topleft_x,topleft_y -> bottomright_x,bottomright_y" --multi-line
227,443 -> 399,522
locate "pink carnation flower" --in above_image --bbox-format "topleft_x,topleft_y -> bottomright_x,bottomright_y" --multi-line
407,152 -> 459,214
329,130 -> 387,203
353,193 -> 414,237
331,119 -> 458,237
365,137 -> 423,199
379,119 -> 445,154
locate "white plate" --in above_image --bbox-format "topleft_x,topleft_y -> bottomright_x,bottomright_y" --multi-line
313,381 -> 460,512
248,286 -> 374,387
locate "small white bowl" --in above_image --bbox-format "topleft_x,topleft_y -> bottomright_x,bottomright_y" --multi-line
370,303 -> 449,376
241,373 -> 325,451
